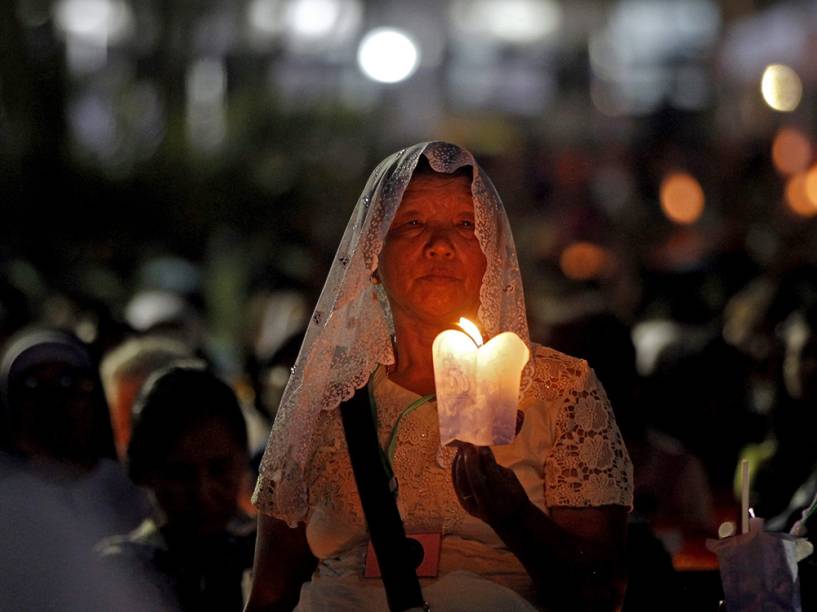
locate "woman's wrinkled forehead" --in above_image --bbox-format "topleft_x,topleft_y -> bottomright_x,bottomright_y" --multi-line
407,168 -> 471,189
399,171 -> 474,210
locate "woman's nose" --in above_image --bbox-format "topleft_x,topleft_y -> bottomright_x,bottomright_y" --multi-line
424,230 -> 455,258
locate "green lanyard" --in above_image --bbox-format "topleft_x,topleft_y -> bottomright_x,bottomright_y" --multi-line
367,382 -> 435,496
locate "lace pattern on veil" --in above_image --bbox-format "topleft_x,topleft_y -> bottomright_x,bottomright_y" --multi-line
253,141 -> 532,525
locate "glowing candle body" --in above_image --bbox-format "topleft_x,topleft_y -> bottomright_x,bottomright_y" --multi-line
432,320 -> 530,446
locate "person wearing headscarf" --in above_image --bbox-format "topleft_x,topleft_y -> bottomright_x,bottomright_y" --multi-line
0,328 -> 157,610
0,328 -> 114,466
246,142 -> 633,611
0,327 -> 149,537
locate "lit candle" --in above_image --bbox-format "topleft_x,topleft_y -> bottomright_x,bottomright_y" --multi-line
432,318 -> 530,446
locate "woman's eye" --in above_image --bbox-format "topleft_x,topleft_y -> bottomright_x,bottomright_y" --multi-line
406,219 -> 421,227
459,220 -> 475,229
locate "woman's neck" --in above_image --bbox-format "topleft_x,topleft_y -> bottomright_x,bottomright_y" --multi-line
388,315 -> 450,396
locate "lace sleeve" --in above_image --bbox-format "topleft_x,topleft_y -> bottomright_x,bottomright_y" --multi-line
540,356 -> 633,509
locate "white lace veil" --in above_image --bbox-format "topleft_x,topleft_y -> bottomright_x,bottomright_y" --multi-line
253,141 -> 531,525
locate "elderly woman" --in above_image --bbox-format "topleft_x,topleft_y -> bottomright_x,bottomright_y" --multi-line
246,142 -> 633,612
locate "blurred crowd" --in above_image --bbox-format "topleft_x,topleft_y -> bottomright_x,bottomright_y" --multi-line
3,0 -> 817,607
2,222 -> 817,610
0,253 -> 306,611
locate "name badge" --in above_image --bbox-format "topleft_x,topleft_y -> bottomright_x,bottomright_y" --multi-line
363,532 -> 442,578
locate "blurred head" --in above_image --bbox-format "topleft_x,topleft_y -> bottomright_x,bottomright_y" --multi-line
782,310 -> 817,402
128,366 -> 247,537
100,336 -> 194,459
124,290 -> 203,351
0,328 -> 114,471
378,161 -> 486,328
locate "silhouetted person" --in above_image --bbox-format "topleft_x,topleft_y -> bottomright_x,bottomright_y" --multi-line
98,366 -> 255,612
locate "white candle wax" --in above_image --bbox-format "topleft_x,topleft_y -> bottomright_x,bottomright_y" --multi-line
433,322 -> 529,446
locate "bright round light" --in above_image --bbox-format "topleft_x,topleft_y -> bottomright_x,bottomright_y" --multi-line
357,28 -> 419,84
761,64 -> 802,112
660,172 -> 705,225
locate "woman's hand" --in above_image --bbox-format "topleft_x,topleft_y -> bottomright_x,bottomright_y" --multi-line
451,443 -> 531,527
244,515 -> 316,612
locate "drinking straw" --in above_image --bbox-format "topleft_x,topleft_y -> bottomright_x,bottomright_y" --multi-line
741,459 -> 749,534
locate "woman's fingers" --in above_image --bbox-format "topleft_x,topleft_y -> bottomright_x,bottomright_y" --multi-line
451,447 -> 466,495
453,444 -> 489,518
451,445 -> 480,515
452,444 -> 530,525
462,444 -> 492,513
479,446 -> 508,482
478,446 -> 530,521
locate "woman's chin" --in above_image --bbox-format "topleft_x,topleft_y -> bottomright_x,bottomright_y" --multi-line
411,297 -> 477,327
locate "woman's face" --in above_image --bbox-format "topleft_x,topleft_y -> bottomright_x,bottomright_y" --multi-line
12,361 -> 98,468
378,172 -> 487,327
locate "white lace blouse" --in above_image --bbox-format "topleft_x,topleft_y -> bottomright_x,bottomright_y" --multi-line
301,344 -> 633,600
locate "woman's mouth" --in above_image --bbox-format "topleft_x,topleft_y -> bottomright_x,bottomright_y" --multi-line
419,273 -> 460,282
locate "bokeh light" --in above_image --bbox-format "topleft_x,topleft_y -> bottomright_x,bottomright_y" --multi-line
53,0 -> 132,45
285,0 -> 361,52
771,128 -> 812,176
785,173 -> 817,218
587,0 -> 719,116
186,58 -> 227,152
761,64 -> 802,112
246,0 -> 284,40
357,28 -> 419,84
804,165 -> 817,206
559,242 -> 610,281
286,0 -> 340,39
450,0 -> 562,45
660,172 -> 705,225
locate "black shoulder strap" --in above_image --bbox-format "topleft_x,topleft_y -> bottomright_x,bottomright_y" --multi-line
340,386 -> 425,612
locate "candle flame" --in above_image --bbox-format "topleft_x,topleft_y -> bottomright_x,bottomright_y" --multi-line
457,317 -> 484,347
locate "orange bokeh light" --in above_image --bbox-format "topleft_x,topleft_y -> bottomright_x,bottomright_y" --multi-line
785,173 -> 817,217
804,164 -> 817,207
560,241 -> 609,281
771,128 -> 812,176
660,172 -> 705,225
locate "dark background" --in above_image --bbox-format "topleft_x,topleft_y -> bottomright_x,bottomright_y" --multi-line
3,0 -> 817,573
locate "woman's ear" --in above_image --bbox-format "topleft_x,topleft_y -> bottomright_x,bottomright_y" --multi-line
371,270 -> 381,285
